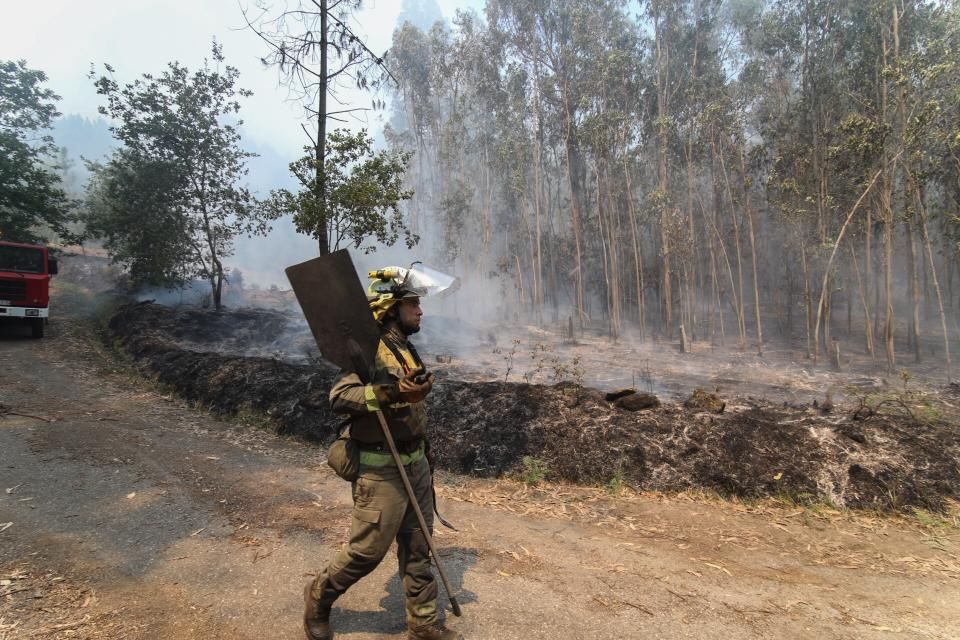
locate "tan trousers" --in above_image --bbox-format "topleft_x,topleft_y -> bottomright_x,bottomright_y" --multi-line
310,456 -> 438,626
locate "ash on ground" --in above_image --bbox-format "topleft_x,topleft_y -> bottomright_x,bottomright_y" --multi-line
107,302 -> 960,512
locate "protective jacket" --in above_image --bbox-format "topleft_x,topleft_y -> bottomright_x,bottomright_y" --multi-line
328,326 -> 427,445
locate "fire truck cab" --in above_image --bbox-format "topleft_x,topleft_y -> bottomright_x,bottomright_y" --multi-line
0,241 -> 58,338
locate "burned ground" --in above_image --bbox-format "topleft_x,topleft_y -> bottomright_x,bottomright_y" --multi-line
107,301 -> 960,512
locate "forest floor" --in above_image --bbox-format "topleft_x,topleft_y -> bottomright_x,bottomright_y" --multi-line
1,254 -> 959,639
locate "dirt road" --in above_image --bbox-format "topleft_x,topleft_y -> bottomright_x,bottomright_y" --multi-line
1,293 -> 959,639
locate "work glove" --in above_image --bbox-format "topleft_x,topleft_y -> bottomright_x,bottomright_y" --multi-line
370,371 -> 435,407
397,371 -> 435,404
371,383 -> 400,406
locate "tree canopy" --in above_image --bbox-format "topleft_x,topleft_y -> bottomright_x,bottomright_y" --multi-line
0,59 -> 76,244
85,43 -> 274,309
271,129 -> 416,254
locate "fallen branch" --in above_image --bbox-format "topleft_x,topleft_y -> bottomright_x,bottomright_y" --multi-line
37,614 -> 91,633
0,404 -> 52,423
618,599 -> 654,615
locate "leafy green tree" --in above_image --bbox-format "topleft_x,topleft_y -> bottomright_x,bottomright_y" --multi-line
88,43 -> 274,309
271,129 -> 416,253
0,60 -> 76,243
84,150 -> 193,288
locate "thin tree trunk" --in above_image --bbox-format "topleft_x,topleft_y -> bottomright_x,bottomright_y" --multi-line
801,237 -> 812,359
823,275 -> 832,355
881,9 -> 896,373
654,5 -> 673,339
595,165 -> 614,339
907,211 -> 921,361
910,171 -> 952,381
515,254 -> 525,307
704,181 -> 742,347
849,243 -> 874,359
738,148 -> 763,356
894,4 -> 920,363
316,0 -> 328,255
813,164 -> 888,364
862,216 -> 875,356
711,239 -> 724,345
624,157 -> 647,340
562,98 -> 585,328
718,145 -> 746,345
534,134 -> 545,325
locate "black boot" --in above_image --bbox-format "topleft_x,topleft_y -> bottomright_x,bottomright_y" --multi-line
303,582 -> 332,640
407,621 -> 463,640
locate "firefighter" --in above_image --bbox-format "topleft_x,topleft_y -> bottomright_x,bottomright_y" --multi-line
304,269 -> 464,640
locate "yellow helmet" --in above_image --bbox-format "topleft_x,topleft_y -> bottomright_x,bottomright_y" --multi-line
367,266 -> 421,323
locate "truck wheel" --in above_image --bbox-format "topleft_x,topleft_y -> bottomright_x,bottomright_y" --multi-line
30,318 -> 44,339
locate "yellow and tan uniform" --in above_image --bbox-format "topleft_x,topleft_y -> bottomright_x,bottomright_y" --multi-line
309,327 -> 438,627
328,329 -> 428,453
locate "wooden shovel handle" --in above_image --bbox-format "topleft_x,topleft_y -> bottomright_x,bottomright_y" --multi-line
373,410 -> 462,617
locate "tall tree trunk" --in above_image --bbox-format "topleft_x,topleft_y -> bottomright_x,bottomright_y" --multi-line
316,0 -> 328,255
738,148 -> 763,356
533,130 -> 545,325
910,171 -> 952,381
562,95 -> 585,328
711,238 -> 724,345
813,165 -> 886,364
879,6 -> 897,373
705,173 -> 742,347
624,157 -> 646,339
893,3 -> 921,364
907,212 -> 921,361
654,4 -> 673,339
850,243 -> 874,359
595,164 -> 614,339
862,215 -> 875,356
686,4 -> 700,343
801,237 -> 812,359
718,145 -> 747,345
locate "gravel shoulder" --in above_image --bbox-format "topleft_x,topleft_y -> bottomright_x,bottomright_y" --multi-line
1,278 -> 959,639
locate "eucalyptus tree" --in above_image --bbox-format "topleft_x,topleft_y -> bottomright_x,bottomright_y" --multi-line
381,0 -> 960,375
486,0 -> 606,327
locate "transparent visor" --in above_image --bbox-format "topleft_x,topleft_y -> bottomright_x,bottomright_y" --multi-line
374,264 -> 460,299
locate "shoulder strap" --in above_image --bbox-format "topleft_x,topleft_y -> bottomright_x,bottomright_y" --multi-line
382,333 -> 426,375
405,340 -> 426,372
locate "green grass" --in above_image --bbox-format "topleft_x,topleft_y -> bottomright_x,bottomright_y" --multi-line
520,456 -> 549,486
913,507 -> 958,529
606,470 -> 626,495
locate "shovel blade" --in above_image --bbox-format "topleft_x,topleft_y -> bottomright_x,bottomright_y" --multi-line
285,250 -> 379,374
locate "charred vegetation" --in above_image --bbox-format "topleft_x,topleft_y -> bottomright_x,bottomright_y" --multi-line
108,301 -> 960,513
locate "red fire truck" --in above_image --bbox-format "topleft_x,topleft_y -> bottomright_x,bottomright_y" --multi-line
0,241 -> 58,338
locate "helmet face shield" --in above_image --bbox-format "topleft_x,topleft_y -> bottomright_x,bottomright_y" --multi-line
403,264 -> 459,298
367,262 -> 458,322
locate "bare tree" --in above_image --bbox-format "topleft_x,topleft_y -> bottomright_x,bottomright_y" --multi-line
241,0 -> 396,254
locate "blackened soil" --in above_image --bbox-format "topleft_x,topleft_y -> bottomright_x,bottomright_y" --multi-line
109,302 -> 960,512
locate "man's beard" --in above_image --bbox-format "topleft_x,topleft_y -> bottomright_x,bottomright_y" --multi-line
399,318 -> 421,335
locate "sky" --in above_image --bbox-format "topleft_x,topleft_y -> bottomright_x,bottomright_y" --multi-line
1,0 -> 482,286
0,0 -> 481,158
